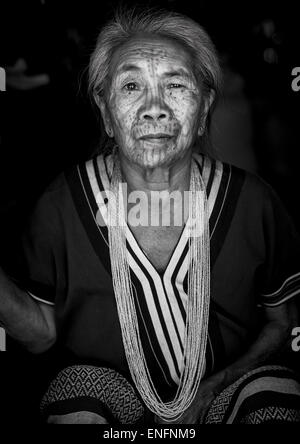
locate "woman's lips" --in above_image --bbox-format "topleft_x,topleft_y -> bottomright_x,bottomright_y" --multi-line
141,133 -> 173,138
139,134 -> 175,144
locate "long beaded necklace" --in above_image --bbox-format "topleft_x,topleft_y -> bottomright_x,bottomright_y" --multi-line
107,156 -> 210,422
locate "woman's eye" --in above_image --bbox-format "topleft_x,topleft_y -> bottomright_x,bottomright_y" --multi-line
123,82 -> 139,91
168,83 -> 185,89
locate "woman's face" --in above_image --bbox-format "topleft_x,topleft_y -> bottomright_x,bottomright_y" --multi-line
100,35 -> 211,169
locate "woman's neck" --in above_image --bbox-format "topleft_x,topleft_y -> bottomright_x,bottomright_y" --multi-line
118,152 -> 192,196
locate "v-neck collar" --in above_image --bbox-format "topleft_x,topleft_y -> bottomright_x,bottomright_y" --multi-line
123,156 -> 210,279
83,152 -> 230,269
68,151 -> 246,277
88,153 -> 204,281
125,217 -> 189,279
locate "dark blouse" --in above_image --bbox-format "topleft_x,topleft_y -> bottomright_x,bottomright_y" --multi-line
13,153 -> 300,398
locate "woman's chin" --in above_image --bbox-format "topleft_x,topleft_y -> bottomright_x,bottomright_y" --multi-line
130,145 -> 188,169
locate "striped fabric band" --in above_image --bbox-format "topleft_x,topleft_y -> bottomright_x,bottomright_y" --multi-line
260,272 -> 300,307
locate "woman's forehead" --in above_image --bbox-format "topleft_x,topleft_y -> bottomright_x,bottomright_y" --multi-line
110,34 -> 194,75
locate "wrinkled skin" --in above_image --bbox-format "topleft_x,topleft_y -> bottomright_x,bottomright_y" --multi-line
98,34 -> 213,171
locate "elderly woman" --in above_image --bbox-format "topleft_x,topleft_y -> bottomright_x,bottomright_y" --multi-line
0,9 -> 300,424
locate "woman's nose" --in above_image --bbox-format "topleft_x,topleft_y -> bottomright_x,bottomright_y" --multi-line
138,95 -> 171,122
140,109 -> 168,121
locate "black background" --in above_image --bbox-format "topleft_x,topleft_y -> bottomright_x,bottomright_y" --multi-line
1,0 -> 300,425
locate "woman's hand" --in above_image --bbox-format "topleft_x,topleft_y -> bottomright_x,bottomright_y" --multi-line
154,376 -> 221,424
155,299 -> 299,425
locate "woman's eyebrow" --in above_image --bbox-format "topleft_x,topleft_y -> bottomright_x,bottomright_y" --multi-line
162,69 -> 191,79
116,64 -> 142,75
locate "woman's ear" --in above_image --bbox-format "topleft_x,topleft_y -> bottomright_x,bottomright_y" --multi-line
198,89 -> 216,136
94,94 -> 114,138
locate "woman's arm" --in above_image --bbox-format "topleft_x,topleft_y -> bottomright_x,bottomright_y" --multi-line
157,299 -> 299,424
208,299 -> 298,390
0,267 -> 56,353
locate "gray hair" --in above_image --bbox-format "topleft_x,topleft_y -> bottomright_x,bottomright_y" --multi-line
88,7 -> 222,152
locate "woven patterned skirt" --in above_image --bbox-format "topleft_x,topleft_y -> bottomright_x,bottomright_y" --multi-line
205,366 -> 300,424
40,365 -> 300,424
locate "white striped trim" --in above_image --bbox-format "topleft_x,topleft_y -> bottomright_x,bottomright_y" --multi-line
27,291 -> 55,306
197,154 -> 211,189
132,283 -> 174,386
207,160 -> 223,218
163,223 -> 191,349
97,155 -> 111,190
171,252 -> 207,382
207,333 -> 214,373
126,227 -> 184,380
0,327 -> 6,351
174,253 -> 189,314
163,271 -> 186,349
128,253 -> 180,383
260,289 -> 300,307
86,159 -> 108,226
261,272 -> 300,298
193,154 -> 225,221
192,154 -> 226,239
78,165 -> 109,248
210,166 -> 231,239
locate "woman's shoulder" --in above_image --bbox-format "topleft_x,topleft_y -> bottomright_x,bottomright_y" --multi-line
197,152 -> 278,204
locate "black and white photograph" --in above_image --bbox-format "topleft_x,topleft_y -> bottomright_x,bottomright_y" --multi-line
1,0 -> 300,431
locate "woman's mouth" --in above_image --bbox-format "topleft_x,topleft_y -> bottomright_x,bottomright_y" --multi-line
140,134 -> 175,144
